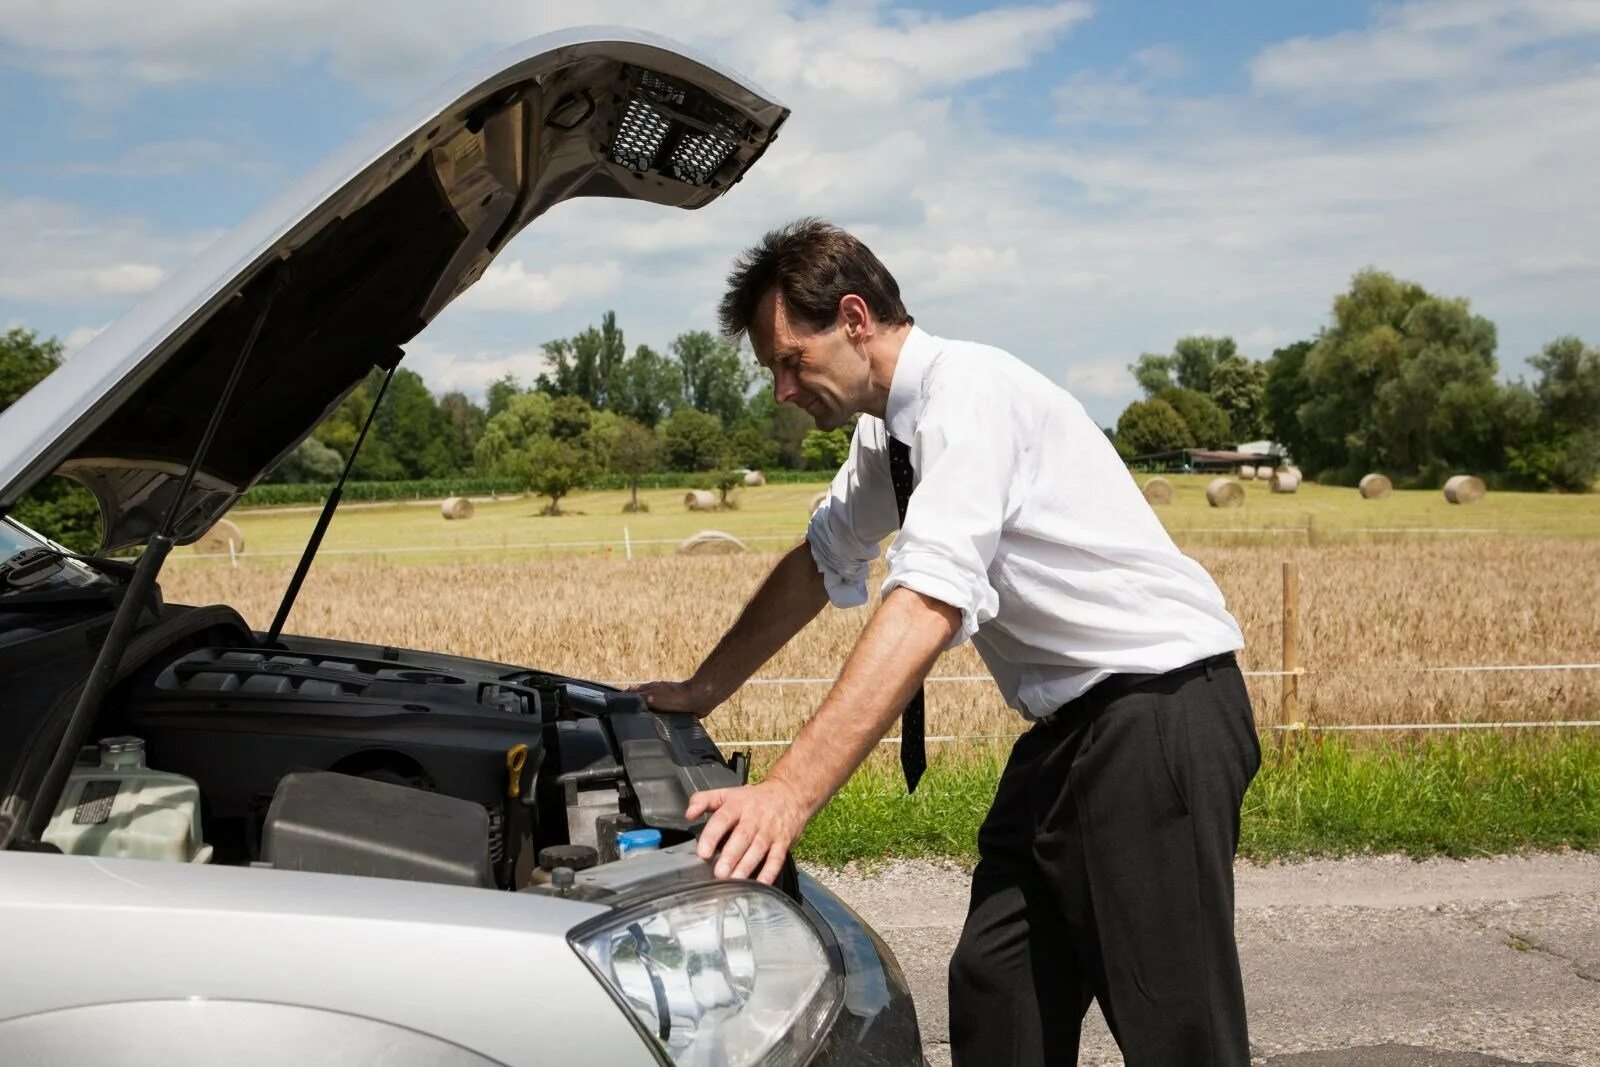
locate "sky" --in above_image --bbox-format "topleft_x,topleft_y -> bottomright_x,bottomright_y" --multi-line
2,0 -> 1598,427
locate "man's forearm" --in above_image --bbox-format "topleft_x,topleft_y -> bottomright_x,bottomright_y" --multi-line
765,586 -> 960,817
690,540 -> 831,704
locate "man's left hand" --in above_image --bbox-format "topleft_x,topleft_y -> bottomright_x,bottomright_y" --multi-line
686,779 -> 810,884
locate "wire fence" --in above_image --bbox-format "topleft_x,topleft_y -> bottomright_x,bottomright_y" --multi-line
606,662 -> 1600,749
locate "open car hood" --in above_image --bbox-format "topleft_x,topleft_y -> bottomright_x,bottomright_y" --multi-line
0,27 -> 786,552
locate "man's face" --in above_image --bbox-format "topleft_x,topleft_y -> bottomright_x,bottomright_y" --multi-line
750,289 -> 867,431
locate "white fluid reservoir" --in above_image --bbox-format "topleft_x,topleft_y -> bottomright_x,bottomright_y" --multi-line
42,737 -> 211,863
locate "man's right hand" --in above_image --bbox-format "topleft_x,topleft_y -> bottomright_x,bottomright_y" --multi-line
627,678 -> 721,718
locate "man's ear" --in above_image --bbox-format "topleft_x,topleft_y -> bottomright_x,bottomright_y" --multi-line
838,294 -> 871,342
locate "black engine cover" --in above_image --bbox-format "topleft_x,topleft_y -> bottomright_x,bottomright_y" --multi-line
123,646 -> 547,822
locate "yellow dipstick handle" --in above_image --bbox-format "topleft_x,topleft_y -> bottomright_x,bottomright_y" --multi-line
506,744 -> 529,798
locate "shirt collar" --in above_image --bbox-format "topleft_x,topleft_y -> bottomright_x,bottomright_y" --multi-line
884,325 -> 936,443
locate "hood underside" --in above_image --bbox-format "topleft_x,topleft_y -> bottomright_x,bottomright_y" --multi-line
0,28 -> 786,552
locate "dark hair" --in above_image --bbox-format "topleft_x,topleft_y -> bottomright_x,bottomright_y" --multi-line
718,217 -> 913,340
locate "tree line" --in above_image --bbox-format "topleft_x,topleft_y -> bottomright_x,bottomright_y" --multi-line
275,310 -> 853,513
1113,269 -> 1600,491
0,314 -> 854,537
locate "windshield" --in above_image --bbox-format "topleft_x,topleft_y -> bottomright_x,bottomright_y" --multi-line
1,518 -> 107,595
2,517 -> 46,561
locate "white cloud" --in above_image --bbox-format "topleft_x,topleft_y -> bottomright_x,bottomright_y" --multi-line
0,194 -> 214,305
399,338 -> 550,396
62,324 -> 107,354
39,138 -> 276,178
1064,359 -> 1132,399
5,0 -> 1600,428
453,260 -> 624,315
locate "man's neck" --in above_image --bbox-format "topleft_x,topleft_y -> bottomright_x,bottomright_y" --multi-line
862,324 -> 914,420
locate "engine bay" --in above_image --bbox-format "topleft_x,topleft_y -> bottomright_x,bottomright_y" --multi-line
62,633 -> 751,893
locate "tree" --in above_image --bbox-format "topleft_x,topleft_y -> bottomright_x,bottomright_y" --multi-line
1298,270 -> 1500,481
1263,340 -> 1314,463
439,391 -> 487,472
1156,388 -> 1232,449
611,418 -> 660,512
1115,398 -> 1194,456
696,468 -> 744,509
744,389 -> 815,468
1208,355 -> 1268,443
1172,336 -> 1237,394
660,408 -> 727,471
474,391 -> 555,474
537,311 -> 629,408
609,343 -> 683,427
515,436 -> 597,515
1,326 -> 63,409
1505,337 -> 1600,491
373,368 -> 454,479
728,422 -> 781,471
673,330 -> 754,427
1128,353 -> 1175,398
1,328 -> 100,551
486,373 -> 522,418
801,428 -> 851,470
267,437 -> 344,483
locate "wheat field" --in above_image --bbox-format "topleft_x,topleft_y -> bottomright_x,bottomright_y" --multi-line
160,536 -> 1600,747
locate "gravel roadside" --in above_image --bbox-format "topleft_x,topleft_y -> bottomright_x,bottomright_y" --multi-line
808,853 -> 1600,1066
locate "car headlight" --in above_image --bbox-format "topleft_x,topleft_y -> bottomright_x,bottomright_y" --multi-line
570,882 -> 843,1066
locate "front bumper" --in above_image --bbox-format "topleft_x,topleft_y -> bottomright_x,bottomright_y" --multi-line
796,872 -> 925,1066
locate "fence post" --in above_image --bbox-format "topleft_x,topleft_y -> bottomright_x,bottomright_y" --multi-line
1281,560 -> 1301,738
623,526 -> 632,561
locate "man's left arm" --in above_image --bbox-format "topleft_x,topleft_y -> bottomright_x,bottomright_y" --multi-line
687,584 -> 960,883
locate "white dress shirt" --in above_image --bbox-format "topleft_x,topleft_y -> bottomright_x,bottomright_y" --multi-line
805,326 -> 1244,720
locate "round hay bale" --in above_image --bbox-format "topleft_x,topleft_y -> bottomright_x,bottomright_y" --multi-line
1141,477 -> 1173,505
683,489 -> 716,511
1270,470 -> 1301,494
1254,466 -> 1273,481
194,518 -> 244,556
808,491 -> 829,516
742,470 -> 766,487
676,530 -> 748,556
1238,465 -> 1256,480
1359,473 -> 1393,500
1443,474 -> 1487,505
441,496 -> 475,520
1206,478 -> 1245,508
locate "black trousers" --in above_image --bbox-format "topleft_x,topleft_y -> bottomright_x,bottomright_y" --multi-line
948,654 -> 1260,1066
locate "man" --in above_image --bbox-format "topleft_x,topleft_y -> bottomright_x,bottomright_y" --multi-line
632,218 -> 1259,1065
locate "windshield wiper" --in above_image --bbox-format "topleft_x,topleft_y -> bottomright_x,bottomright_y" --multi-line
0,547 -> 135,591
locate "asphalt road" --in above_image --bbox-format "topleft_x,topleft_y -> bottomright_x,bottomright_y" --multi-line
808,853 -> 1600,1066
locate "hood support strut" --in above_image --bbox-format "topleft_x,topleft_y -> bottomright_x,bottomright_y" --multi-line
265,363 -> 397,644
17,282 -> 280,846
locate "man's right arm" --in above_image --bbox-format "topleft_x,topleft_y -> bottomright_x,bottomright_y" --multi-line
630,539 -> 829,716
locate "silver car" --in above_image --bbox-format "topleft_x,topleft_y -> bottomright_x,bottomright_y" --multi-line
0,28 -> 921,1066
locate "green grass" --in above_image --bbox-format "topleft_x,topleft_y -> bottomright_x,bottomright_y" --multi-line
786,733 -> 1600,866
194,471 -> 1599,566
1145,473 -> 1600,540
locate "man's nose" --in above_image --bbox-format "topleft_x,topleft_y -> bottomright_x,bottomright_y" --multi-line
773,366 -> 800,404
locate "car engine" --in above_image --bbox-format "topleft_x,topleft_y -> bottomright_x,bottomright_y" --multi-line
69,633 -> 749,891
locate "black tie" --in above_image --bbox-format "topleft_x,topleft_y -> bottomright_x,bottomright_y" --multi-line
888,436 -> 927,794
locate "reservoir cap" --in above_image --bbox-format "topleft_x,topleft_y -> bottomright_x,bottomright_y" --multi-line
616,828 -> 662,855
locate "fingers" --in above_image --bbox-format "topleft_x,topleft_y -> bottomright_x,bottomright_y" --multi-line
757,845 -> 788,886
730,836 -> 771,880
685,788 -> 724,823
696,800 -> 736,861
716,822 -> 758,878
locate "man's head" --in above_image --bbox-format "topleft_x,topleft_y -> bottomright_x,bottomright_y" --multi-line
719,218 -> 913,429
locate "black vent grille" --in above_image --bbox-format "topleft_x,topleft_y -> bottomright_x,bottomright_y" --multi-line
638,70 -> 687,106
610,97 -> 671,172
669,129 -> 736,186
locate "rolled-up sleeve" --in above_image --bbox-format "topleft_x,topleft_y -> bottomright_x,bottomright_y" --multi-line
805,418 -> 900,608
880,381 -> 1012,646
